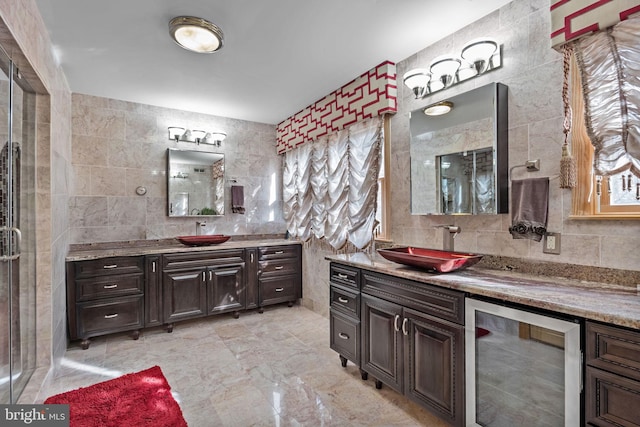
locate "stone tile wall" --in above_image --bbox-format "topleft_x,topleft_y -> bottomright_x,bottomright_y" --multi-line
69,94 -> 286,243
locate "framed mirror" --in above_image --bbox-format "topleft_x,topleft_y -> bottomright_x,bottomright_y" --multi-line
410,82 -> 508,215
167,148 -> 225,217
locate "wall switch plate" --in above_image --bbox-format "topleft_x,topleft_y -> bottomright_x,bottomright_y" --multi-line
543,232 -> 561,255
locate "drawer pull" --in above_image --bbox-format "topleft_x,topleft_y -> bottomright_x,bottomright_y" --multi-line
394,314 -> 400,332
275,287 -> 284,292
103,284 -> 118,289
338,297 -> 349,304
402,318 -> 408,336
338,332 -> 349,340
104,313 -> 119,319
103,264 -> 118,269
275,250 -> 284,254
337,273 -> 348,279
152,261 -> 156,273
274,266 -> 284,270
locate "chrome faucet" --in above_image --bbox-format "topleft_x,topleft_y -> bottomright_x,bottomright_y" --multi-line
434,225 -> 461,251
196,221 -> 206,236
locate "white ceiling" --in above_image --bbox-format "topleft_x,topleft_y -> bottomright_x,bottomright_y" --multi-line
34,0 -> 512,125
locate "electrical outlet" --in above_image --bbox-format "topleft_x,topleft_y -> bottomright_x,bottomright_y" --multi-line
543,232 -> 561,255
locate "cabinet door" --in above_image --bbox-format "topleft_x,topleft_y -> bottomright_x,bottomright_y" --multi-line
207,265 -> 245,314
162,268 -> 207,322
403,307 -> 464,427
361,294 -> 403,393
145,256 -> 162,327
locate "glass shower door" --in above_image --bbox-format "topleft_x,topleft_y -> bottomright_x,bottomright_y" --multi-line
0,47 -> 37,404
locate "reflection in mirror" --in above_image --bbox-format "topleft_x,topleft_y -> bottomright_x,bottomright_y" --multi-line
167,148 -> 225,217
410,82 -> 508,215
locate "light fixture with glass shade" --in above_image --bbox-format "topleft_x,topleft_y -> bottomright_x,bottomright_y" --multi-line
430,55 -> 461,89
168,127 -> 227,146
424,101 -> 454,116
461,38 -> 499,74
169,16 -> 224,53
403,69 -> 431,99
402,37 -> 502,99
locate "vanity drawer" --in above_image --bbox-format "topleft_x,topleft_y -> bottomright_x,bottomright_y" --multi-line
330,263 -> 360,290
77,296 -> 143,338
259,275 -> 299,305
330,285 -> 359,318
76,274 -> 143,301
330,309 -> 360,364
258,258 -> 299,276
586,321 -> 640,382
258,245 -> 300,260
74,256 -> 144,278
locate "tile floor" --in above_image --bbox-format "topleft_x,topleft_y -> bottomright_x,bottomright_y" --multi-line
34,305 -> 449,426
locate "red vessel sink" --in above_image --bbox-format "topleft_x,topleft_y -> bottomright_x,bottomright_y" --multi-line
176,235 -> 231,246
377,247 -> 483,273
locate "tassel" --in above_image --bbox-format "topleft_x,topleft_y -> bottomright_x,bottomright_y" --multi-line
560,144 -> 577,188
559,44 -> 577,189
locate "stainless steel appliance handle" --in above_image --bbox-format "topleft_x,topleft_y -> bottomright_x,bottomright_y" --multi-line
0,226 -> 22,261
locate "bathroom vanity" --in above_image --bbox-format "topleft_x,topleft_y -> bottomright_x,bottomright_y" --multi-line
66,239 -> 301,349
327,252 -> 640,427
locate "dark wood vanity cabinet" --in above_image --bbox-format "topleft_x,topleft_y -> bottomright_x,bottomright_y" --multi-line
329,264 -> 361,368
586,321 -> 640,426
257,245 -> 302,311
67,243 -> 302,347
66,256 -> 145,349
329,264 -> 465,427
162,249 -> 246,327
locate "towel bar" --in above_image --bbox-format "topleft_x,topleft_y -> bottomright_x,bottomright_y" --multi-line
509,159 -> 540,181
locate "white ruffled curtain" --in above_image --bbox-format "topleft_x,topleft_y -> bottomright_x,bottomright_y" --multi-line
283,117 -> 382,250
572,14 -> 640,177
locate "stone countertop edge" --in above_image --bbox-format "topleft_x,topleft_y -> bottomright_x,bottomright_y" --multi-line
67,237 -> 301,261
326,252 -> 640,330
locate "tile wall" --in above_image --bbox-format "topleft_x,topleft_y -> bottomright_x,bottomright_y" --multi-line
69,94 -> 286,243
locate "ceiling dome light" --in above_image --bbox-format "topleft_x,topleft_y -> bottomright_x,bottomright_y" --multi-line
169,16 -> 224,53
424,101 -> 454,116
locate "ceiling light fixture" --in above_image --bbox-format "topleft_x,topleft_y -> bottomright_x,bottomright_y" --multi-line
403,37 -> 502,99
169,16 -> 224,53
424,101 -> 454,116
168,127 -> 227,146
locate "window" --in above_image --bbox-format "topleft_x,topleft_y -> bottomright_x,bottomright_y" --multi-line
570,54 -> 640,219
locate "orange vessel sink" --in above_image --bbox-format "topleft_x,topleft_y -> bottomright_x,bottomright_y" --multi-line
377,246 -> 483,273
176,235 -> 230,246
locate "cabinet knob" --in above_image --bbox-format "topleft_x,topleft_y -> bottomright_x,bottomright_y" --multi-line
103,284 -> 118,289
338,297 -> 349,304
104,313 -> 119,319
338,332 -> 350,340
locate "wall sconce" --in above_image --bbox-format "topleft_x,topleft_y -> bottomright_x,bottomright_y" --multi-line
403,37 -> 501,99
168,127 -> 227,146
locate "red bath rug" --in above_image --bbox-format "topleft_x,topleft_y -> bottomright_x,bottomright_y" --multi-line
44,365 -> 187,427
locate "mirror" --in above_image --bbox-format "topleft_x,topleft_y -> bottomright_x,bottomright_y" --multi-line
410,82 -> 508,215
167,148 -> 225,217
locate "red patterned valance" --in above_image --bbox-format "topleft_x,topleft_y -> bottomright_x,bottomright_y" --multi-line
276,61 -> 397,154
551,0 -> 640,48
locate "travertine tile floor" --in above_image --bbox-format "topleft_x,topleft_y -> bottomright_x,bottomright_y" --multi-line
34,305 -> 449,426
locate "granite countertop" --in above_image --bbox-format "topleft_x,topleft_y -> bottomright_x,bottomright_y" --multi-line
67,236 -> 300,261
326,252 -> 640,330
